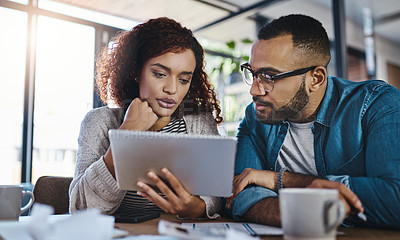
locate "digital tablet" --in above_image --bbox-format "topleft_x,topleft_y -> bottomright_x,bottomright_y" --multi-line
108,130 -> 236,197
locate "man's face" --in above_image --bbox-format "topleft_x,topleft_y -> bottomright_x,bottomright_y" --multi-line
249,35 -> 311,124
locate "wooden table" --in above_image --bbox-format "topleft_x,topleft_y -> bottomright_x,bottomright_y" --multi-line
115,213 -> 400,239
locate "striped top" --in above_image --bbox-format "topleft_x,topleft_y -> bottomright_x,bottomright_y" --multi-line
114,118 -> 187,217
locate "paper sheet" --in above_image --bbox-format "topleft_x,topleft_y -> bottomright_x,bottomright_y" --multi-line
159,220 -> 260,240
181,222 -> 283,236
0,204 -> 122,240
114,236 -> 177,240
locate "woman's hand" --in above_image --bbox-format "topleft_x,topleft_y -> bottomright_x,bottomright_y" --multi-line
119,98 -> 158,131
225,168 -> 277,209
104,98 -> 157,177
307,179 -> 364,217
136,168 -> 206,219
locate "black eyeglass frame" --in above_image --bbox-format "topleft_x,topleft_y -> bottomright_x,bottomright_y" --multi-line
240,63 -> 318,92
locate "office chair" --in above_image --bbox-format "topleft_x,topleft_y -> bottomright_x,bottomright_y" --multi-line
33,176 -> 73,214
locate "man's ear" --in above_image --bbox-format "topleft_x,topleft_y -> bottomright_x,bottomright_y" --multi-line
309,66 -> 327,92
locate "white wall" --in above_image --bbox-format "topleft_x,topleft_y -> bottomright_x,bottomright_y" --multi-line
375,36 -> 400,81
346,16 -> 400,81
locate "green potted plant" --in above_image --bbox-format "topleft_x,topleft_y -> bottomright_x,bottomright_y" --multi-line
225,38 -> 252,85
210,38 -> 253,85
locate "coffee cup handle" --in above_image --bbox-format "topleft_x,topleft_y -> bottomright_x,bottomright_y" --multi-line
21,190 -> 35,214
324,199 -> 346,233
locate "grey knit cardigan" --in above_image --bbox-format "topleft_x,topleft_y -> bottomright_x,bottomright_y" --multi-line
69,106 -> 222,219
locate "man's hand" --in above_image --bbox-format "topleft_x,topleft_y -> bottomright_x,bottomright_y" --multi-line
307,179 -> 364,217
136,168 -> 206,219
225,168 -> 277,209
119,98 -> 158,131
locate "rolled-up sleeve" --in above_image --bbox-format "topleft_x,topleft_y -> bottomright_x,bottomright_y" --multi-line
229,106 -> 274,220
326,175 -> 351,189
232,186 -> 277,220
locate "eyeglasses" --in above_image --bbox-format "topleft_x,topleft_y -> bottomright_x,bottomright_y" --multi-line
240,63 -> 317,93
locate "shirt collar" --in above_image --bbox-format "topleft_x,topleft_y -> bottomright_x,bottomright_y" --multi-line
314,76 -> 338,127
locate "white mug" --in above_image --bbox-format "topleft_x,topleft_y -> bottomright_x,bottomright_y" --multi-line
279,188 -> 345,240
0,185 -> 34,220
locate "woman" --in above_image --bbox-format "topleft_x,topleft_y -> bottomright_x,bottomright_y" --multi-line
69,17 -> 223,219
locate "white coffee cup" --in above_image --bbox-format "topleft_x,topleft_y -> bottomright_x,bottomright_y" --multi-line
279,188 -> 345,240
0,185 -> 34,220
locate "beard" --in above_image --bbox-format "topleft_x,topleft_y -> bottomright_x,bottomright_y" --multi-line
253,77 -> 309,124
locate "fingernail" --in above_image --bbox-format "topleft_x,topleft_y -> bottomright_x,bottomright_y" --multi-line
137,191 -> 142,196
148,172 -> 155,178
137,182 -> 144,187
161,168 -> 168,174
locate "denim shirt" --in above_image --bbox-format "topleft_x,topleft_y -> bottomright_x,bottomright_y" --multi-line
231,76 -> 400,229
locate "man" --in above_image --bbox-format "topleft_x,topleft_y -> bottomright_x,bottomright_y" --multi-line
225,14 -> 400,229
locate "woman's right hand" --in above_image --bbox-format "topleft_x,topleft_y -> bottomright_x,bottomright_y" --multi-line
104,98 -> 158,178
119,98 -> 158,131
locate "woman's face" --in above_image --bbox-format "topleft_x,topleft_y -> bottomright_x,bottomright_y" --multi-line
139,49 -> 196,117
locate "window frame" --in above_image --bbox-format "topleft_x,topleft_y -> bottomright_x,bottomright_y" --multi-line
0,0 -> 120,183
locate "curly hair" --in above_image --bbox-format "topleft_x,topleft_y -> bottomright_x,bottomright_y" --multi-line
96,17 -> 222,123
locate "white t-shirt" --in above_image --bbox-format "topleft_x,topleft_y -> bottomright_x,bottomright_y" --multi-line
277,121 -> 318,176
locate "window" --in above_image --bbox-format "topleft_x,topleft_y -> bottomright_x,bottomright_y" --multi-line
7,0 -> 28,4
0,7 -> 27,184
31,16 -> 95,184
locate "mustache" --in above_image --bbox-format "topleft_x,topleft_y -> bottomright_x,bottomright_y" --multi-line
253,96 -> 274,107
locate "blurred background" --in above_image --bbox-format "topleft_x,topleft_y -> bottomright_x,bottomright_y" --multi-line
1,0 -> 400,185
